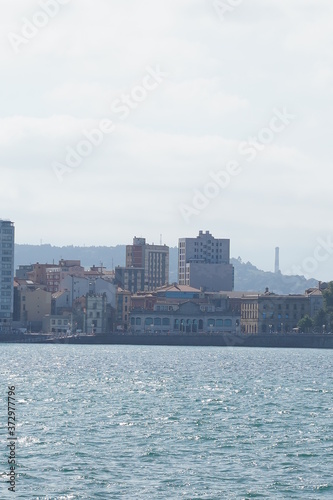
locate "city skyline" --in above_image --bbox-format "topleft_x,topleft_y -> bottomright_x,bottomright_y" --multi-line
1,1 -> 333,281
12,228 -> 333,283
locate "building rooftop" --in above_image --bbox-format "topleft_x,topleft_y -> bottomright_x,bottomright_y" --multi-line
52,290 -> 68,299
156,283 -> 201,293
218,291 -> 260,298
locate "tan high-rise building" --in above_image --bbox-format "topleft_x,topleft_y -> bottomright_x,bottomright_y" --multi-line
126,237 -> 169,291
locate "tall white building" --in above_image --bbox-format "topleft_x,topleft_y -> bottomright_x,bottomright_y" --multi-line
0,220 -> 15,329
178,230 -> 234,291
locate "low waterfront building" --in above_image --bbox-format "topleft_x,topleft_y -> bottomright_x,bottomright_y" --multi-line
241,289 -> 311,334
43,314 -> 70,334
60,275 -> 90,305
17,287 -> 52,331
305,288 -> 324,317
220,291 -> 261,315
94,277 -> 116,308
155,283 -> 202,300
131,292 -> 157,311
115,287 -> 131,331
85,293 -> 107,334
51,290 -> 71,315
130,300 -> 240,334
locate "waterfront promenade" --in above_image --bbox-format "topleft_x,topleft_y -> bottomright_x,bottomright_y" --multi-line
1,331 -> 333,349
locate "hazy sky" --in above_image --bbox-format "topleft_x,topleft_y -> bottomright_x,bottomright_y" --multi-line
1,0 -> 333,280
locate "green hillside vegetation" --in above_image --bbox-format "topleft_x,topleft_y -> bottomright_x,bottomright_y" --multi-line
231,257 -> 317,294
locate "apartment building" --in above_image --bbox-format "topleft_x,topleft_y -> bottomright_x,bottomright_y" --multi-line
178,230 -> 234,291
0,220 -> 14,329
125,236 -> 169,291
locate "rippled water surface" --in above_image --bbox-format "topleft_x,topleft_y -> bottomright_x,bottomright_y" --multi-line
1,345 -> 333,499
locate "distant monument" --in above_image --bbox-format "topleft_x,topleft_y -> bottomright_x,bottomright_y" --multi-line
274,247 -> 280,274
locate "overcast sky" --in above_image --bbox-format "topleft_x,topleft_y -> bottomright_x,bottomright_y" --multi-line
1,0 -> 333,280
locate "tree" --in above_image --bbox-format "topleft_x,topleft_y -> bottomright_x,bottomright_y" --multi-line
313,309 -> 327,331
323,282 -> 333,331
323,281 -> 333,306
298,315 -> 314,333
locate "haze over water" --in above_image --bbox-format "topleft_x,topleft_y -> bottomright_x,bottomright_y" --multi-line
1,345 -> 333,498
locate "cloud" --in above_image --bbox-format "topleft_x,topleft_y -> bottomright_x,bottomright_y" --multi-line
1,0 -> 333,280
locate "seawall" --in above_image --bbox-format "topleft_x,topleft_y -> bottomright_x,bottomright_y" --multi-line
2,332 -> 333,349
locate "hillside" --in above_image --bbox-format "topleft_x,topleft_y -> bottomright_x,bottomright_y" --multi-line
231,258 -> 317,295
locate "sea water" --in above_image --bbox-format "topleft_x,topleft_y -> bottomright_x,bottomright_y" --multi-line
1,345 -> 333,499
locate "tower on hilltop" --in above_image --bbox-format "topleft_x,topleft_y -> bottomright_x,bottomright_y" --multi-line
275,247 -> 280,274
